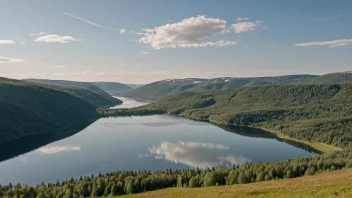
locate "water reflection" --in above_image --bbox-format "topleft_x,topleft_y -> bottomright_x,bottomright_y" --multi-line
140,122 -> 180,127
37,145 -> 81,155
0,122 -> 92,162
99,121 -> 180,128
147,141 -> 250,169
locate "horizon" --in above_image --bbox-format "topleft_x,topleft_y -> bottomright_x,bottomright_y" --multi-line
1,0 -> 352,84
16,71 -> 351,84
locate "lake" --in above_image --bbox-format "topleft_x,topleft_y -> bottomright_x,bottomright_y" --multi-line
0,97 -> 317,185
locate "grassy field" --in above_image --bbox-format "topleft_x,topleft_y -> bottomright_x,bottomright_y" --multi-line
246,125 -> 342,153
121,169 -> 352,198
261,127 -> 342,153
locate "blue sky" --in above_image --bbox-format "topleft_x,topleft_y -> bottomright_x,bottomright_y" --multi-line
0,0 -> 352,83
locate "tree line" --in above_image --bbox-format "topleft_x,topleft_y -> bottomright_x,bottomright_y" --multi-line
1,149 -> 351,198
97,108 -> 165,117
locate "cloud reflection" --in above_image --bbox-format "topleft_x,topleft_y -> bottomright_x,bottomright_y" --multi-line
148,141 -> 250,169
37,145 -> 81,155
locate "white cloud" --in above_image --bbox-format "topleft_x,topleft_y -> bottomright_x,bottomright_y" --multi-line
0,40 -> 16,45
139,15 -> 236,49
37,145 -> 81,155
120,28 -> 127,34
30,32 -> 47,36
148,141 -> 250,169
236,17 -> 249,21
294,39 -> 352,47
63,12 -> 119,32
34,34 -> 77,43
232,21 -> 262,33
141,51 -> 148,55
0,56 -> 24,63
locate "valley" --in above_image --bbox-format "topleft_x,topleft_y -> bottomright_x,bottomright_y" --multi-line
0,97 -> 319,185
0,75 -> 351,197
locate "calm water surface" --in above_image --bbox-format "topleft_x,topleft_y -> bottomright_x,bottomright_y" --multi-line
110,96 -> 149,109
0,97 -> 317,185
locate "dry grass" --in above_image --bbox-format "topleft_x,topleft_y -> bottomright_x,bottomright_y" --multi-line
121,169 -> 352,198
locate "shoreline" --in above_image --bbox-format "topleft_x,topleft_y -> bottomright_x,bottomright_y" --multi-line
176,114 -> 342,154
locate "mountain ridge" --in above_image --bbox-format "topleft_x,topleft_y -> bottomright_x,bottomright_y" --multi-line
24,79 -> 122,107
123,72 -> 352,101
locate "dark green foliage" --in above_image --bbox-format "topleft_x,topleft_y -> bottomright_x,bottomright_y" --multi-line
0,78 -> 99,142
25,79 -> 108,96
1,150 -> 350,197
97,107 -> 165,117
62,87 -> 122,107
119,83 -> 352,148
24,79 -> 122,107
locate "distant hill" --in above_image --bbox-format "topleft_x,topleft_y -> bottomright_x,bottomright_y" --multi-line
125,84 -> 144,89
91,82 -> 133,95
123,72 -> 352,101
25,79 -> 122,107
122,75 -> 317,101
0,78 -> 99,142
309,72 -> 352,84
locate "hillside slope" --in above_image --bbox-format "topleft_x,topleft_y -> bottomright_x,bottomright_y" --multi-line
123,72 -> 352,101
122,169 -> 352,198
310,72 -> 352,84
91,82 -> 133,95
25,79 -> 122,107
102,83 -> 352,149
149,84 -> 352,148
0,78 -> 99,142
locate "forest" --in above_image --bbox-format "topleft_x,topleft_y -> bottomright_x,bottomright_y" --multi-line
0,78 -> 101,142
24,79 -> 122,107
0,149 -> 350,198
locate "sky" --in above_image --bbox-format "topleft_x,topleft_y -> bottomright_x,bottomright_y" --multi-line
0,0 -> 352,84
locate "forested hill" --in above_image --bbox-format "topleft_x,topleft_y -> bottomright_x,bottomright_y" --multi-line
102,83 -> 352,148
91,82 -> 133,95
0,78 -> 99,142
123,72 -> 352,101
25,79 -> 122,107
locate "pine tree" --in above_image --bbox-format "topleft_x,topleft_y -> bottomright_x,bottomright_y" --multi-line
126,180 -> 133,194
